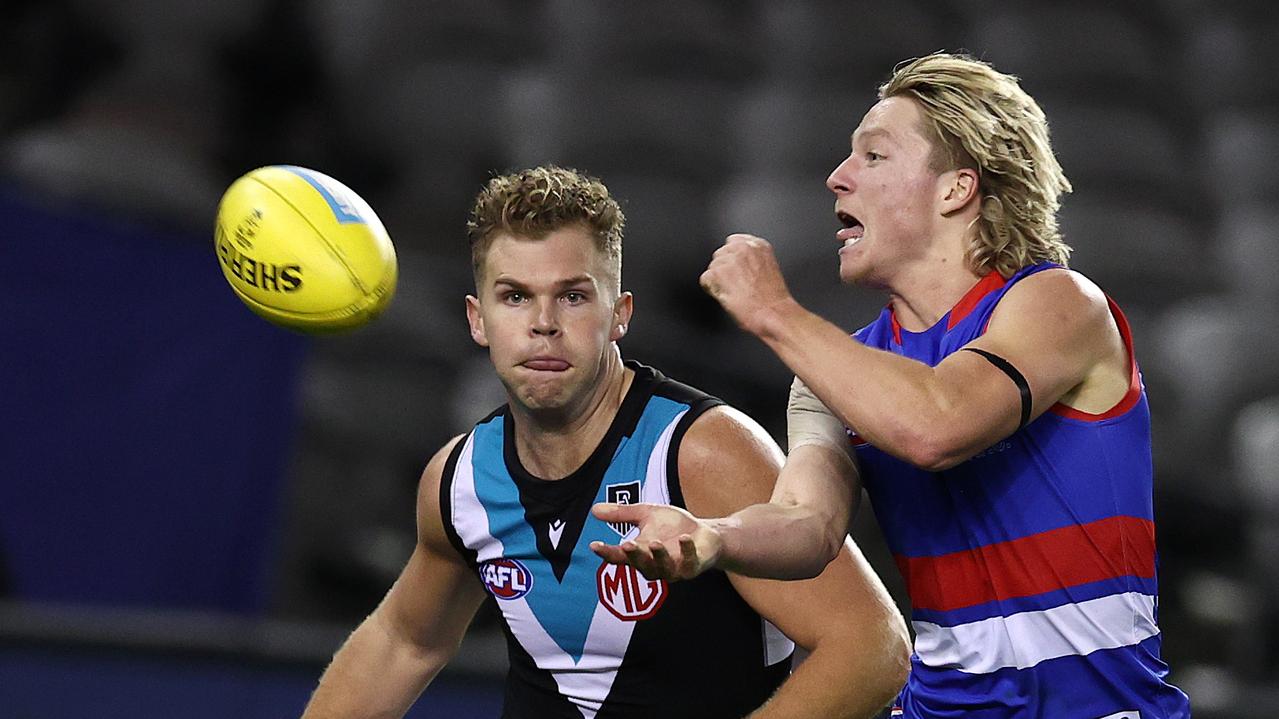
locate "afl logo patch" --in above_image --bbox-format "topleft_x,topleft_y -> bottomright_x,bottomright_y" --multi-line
597,561 -> 667,621
479,558 -> 533,600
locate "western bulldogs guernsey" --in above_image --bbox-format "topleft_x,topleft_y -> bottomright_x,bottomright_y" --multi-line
440,361 -> 794,719
852,264 -> 1190,718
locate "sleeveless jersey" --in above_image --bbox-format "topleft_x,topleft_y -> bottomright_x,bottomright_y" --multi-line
440,361 -> 794,719
850,263 -> 1190,718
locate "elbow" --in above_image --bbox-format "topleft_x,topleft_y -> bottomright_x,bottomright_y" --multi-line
909,445 -> 965,473
783,529 -> 845,580
759,497 -> 848,580
867,660 -> 911,716
803,513 -> 851,580
895,423 -> 968,472
880,627 -> 912,704
817,529 -> 845,573
861,617 -> 912,714
774,536 -> 841,581
884,601 -> 913,697
813,612 -> 912,719
788,531 -> 844,581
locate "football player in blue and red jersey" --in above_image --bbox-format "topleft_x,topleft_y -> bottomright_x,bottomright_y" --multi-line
593,53 -> 1192,719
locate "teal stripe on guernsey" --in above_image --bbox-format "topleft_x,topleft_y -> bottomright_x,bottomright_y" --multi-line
470,396 -> 688,663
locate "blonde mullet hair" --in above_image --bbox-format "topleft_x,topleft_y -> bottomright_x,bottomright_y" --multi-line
880,53 -> 1073,276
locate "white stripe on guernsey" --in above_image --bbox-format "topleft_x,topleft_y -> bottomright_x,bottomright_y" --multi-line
643,411 -> 794,666
912,591 -> 1160,674
641,412 -> 678,502
450,434 -> 498,561
617,410 -> 679,542
519,417 -> 689,719
545,413 -> 688,717
503,595 -> 603,718
541,415 -> 688,719
763,619 -> 795,665
452,415 -> 704,718
451,434 -> 596,718
1098,712 -> 1140,719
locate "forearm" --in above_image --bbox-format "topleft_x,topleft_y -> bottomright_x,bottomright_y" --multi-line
757,300 -> 952,464
710,445 -> 854,580
708,504 -> 839,579
302,611 -> 447,719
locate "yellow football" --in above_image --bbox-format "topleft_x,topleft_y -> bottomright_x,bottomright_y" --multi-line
214,165 -> 397,333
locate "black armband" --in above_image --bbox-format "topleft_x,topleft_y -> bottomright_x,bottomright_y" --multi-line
961,348 -> 1032,429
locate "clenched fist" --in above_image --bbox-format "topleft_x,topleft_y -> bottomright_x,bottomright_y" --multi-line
699,234 -> 796,337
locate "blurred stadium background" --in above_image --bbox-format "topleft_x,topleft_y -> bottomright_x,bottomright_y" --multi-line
2,0 -> 1277,716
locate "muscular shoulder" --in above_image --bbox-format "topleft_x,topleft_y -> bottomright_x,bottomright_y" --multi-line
993,267 -> 1113,338
981,267 -> 1127,406
677,406 -> 783,518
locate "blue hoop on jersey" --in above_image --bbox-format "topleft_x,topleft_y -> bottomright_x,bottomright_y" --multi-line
854,263 -> 1191,719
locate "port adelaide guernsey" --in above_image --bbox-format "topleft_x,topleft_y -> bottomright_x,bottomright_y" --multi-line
440,361 -> 794,718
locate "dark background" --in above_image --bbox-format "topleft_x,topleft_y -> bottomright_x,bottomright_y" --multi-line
2,0 -> 1277,716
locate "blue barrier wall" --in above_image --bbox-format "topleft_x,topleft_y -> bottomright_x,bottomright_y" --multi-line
0,647 -> 503,719
0,188 -> 307,614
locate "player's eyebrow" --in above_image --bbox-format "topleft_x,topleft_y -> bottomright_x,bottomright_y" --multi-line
493,275 -> 595,291
555,275 -> 595,289
851,127 -> 892,146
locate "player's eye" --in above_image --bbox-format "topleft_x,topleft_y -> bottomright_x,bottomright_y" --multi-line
564,291 -> 587,305
504,291 -> 526,304
866,151 -> 884,162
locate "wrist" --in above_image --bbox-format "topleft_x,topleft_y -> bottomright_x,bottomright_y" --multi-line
751,297 -> 806,343
701,517 -> 738,572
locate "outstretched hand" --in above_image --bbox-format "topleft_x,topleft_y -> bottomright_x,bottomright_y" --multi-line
589,502 -> 723,582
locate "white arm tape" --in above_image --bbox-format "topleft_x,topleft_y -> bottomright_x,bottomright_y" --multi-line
787,376 -> 854,458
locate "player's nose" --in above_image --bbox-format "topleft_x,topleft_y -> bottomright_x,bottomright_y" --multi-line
827,154 -> 856,194
531,299 -> 559,335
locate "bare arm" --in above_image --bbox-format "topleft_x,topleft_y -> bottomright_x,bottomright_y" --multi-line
591,381 -> 860,581
708,442 -> 857,579
742,536 -> 909,719
707,374 -> 862,578
302,436 -> 488,719
703,237 -> 1129,470
677,407 -> 909,718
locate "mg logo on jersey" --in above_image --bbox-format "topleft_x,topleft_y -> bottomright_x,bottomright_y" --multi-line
605,480 -> 641,536
479,558 -> 533,600
596,560 -> 667,621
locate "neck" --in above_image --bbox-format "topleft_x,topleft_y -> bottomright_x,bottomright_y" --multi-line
510,350 -> 633,480
883,247 -> 984,332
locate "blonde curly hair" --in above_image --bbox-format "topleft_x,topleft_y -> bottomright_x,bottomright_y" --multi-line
880,53 -> 1073,276
467,165 -> 625,291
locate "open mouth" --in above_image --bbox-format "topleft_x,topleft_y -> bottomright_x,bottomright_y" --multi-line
836,210 -> 864,244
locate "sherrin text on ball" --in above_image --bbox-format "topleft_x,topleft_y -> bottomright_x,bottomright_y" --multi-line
214,165 -> 397,333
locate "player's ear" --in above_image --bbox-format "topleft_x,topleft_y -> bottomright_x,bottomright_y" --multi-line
610,291 -> 633,341
939,167 -> 979,214
465,295 -> 489,347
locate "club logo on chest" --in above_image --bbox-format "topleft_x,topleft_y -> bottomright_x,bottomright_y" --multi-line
605,480 -> 641,536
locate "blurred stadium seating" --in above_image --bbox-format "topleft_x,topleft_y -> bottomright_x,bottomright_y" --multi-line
2,0 -> 1276,716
